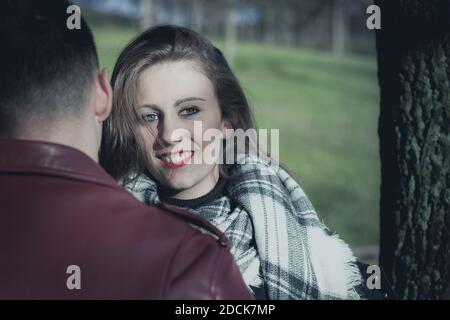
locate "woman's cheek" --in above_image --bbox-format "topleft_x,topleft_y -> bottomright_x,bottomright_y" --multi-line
137,127 -> 156,161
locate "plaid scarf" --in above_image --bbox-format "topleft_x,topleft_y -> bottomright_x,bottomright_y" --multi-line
124,157 -> 363,300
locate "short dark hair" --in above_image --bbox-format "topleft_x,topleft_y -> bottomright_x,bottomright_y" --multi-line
0,0 -> 99,137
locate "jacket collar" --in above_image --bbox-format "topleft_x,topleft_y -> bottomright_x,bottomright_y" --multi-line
0,139 -> 117,188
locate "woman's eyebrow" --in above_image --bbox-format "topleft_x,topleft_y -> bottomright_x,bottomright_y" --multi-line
139,103 -> 160,110
174,97 -> 206,106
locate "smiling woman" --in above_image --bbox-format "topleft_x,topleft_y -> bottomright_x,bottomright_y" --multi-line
100,25 -> 366,300
134,60 -> 226,200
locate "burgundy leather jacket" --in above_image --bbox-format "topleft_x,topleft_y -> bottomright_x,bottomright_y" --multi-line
0,139 -> 253,300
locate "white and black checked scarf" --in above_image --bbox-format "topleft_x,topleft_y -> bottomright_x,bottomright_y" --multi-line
123,156 -> 363,299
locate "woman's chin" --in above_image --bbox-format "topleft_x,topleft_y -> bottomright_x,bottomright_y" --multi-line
161,179 -> 195,193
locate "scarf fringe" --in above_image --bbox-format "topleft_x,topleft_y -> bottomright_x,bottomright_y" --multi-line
330,232 -> 363,300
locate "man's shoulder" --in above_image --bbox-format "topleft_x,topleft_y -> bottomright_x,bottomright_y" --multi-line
79,184 -> 237,299
74,180 -> 230,249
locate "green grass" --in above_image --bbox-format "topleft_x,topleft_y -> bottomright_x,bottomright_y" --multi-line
91,25 -> 380,248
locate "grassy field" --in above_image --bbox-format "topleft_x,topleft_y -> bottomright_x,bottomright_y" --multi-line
91,25 -> 380,250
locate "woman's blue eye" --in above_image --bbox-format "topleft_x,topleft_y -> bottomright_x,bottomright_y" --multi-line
142,113 -> 159,123
179,106 -> 200,117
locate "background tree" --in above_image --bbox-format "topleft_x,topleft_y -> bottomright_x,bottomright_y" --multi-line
331,0 -> 347,56
190,0 -> 204,32
224,0 -> 237,66
139,0 -> 154,30
376,0 -> 450,299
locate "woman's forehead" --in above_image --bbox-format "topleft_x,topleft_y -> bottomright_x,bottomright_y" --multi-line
136,60 -> 215,106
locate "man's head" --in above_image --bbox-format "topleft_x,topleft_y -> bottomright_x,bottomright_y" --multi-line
0,0 -> 112,161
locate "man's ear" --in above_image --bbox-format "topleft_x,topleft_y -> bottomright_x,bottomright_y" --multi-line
95,68 -> 112,122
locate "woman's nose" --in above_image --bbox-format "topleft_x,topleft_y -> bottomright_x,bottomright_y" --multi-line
158,116 -> 186,146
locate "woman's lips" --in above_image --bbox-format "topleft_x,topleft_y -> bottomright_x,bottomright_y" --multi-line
157,150 -> 194,169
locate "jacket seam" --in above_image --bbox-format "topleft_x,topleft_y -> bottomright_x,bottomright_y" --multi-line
210,244 -> 226,299
162,230 -> 200,299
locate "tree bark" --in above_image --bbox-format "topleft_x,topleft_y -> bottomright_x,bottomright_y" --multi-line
376,0 -> 450,299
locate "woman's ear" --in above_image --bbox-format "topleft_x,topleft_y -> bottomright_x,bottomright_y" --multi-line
95,68 -> 113,122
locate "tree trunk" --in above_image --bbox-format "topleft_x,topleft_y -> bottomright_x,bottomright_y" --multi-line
331,0 -> 347,56
376,0 -> 450,299
259,0 -> 275,44
139,0 -> 154,31
225,0 -> 237,67
191,0 -> 203,32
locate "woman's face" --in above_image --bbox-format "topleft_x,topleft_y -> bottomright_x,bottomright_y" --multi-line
136,60 -> 226,199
